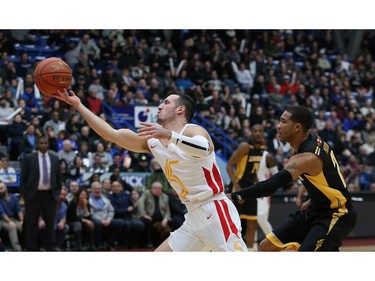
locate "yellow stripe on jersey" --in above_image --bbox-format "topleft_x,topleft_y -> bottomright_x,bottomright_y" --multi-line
305,172 -> 348,209
248,156 -> 263,162
314,145 -> 320,155
327,208 -> 348,235
234,156 -> 248,179
266,232 -> 300,251
165,159 -> 189,198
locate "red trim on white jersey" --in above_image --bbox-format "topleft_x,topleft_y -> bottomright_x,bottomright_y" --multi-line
214,200 -> 240,241
203,163 -> 224,195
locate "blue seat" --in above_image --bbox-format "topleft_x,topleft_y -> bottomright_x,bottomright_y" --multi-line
38,45 -> 55,57
281,52 -> 294,59
8,55 -> 20,63
24,44 -> 39,56
13,43 -> 25,54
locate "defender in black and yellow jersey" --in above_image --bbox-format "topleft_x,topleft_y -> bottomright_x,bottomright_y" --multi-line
226,124 -> 278,250
229,106 -> 357,251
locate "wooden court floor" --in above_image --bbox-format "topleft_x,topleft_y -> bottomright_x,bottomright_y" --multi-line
340,238 -> 375,251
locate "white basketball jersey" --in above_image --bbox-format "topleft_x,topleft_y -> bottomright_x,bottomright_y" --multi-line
147,124 -> 226,210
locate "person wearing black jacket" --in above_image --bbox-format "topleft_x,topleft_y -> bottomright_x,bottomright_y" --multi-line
20,136 -> 62,251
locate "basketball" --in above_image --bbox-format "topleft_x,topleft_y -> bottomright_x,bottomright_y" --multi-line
34,57 -> 72,95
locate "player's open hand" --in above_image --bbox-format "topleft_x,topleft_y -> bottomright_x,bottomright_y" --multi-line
137,122 -> 171,140
56,89 -> 81,109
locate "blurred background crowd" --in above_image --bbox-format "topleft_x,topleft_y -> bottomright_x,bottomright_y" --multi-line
0,29 -> 374,250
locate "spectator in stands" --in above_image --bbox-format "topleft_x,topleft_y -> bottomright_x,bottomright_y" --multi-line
7,113 -> 27,161
59,159 -> 70,186
360,98 -> 375,117
86,88 -> 103,115
45,125 -> 58,152
108,180 -> 144,249
101,178 -> 112,198
0,181 -> 23,251
65,180 -> 80,204
77,141 -> 93,169
175,69 -> 195,92
78,125 -> 97,152
137,180 -> 171,248
0,157 -> 17,184
53,188 -> 69,249
0,96 -> 14,145
109,152 -> 127,172
88,181 -> 123,250
67,188 -> 96,251
56,130 -> 78,153
132,154 -> 151,173
58,139 -> 77,169
88,76 -> 105,100
75,33 -> 100,64
68,155 -> 88,184
30,116 -> 44,138
65,113 -> 83,138
88,154 -> 107,174
43,110 -> 65,136
22,123 -> 38,155
111,165 -> 132,191
231,61 -> 253,96
95,141 -> 113,171
19,84 -> 40,114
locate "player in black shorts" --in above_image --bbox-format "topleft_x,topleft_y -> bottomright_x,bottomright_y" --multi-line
226,124 -> 277,250
228,106 -> 357,251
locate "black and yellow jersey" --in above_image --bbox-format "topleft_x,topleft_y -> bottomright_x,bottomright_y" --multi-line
236,143 -> 266,188
297,132 -> 352,211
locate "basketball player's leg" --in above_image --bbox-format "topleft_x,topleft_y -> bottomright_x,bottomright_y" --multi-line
244,219 -> 257,249
240,198 -> 258,250
257,213 -> 273,236
259,211 -> 309,251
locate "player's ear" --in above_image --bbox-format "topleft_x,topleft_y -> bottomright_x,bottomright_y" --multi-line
176,105 -> 184,114
295,122 -> 303,132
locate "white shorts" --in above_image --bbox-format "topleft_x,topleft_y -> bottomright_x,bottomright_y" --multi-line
168,198 -> 248,252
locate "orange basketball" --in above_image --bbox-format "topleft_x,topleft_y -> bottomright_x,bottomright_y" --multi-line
34,57 -> 72,95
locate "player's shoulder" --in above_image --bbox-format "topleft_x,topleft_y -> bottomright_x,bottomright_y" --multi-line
237,142 -> 251,152
184,124 -> 208,135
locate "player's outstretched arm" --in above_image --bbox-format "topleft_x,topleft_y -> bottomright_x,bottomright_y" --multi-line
230,152 -> 322,201
56,89 -> 149,153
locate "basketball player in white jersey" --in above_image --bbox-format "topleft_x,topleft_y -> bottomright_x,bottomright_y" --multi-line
56,88 -> 247,252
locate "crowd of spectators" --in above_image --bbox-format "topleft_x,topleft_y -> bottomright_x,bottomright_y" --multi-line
1,29 -> 374,191
0,29 -> 374,250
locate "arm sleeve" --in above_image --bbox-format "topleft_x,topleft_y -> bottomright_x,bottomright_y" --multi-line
231,169 -> 293,201
170,131 -> 210,158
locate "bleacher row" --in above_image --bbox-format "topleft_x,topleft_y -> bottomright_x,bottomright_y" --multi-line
9,35 -> 80,63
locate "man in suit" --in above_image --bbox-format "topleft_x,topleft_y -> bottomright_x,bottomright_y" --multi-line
20,136 -> 62,251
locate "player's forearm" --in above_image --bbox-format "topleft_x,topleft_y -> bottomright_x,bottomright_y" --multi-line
76,103 -> 116,142
231,169 -> 293,201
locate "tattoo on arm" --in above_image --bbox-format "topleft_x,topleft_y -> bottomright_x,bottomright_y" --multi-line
285,162 -> 297,171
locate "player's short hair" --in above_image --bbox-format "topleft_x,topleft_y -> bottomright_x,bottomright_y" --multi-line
285,106 -> 313,133
169,89 -> 196,122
